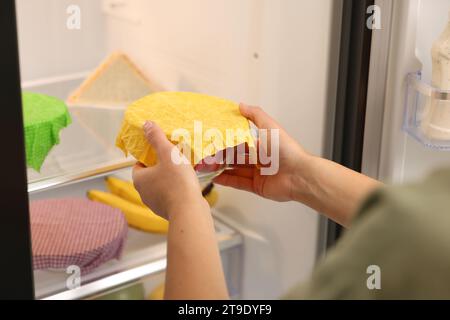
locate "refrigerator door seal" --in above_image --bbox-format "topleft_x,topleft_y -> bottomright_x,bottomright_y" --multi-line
361,0 -> 394,180
326,0 -> 375,248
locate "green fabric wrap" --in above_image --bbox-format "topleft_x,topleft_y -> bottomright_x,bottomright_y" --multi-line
22,92 -> 72,171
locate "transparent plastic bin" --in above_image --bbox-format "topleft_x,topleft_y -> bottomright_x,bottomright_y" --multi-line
403,71 -> 450,150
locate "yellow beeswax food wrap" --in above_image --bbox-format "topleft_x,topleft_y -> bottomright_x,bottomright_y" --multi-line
116,92 -> 255,167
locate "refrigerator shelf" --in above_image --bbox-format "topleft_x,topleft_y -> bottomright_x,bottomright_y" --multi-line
28,158 -> 135,194
22,72 -> 136,194
27,106 -> 134,194
35,212 -> 242,300
403,71 -> 450,150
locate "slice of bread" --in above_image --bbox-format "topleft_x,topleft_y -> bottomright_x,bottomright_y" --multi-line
67,52 -> 163,107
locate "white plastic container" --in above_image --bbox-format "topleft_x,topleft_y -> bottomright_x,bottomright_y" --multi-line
421,11 -> 450,140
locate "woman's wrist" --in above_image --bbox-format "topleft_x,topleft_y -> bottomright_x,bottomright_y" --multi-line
289,152 -> 318,203
166,193 -> 210,221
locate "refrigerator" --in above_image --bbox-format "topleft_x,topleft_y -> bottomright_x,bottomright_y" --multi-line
363,0 -> 450,184
1,0 -> 448,300
327,0 -> 450,247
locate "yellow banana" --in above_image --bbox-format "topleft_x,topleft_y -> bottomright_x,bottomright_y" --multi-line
204,188 -> 218,208
106,176 -> 219,208
105,176 -> 145,207
147,282 -> 165,300
87,190 -> 169,234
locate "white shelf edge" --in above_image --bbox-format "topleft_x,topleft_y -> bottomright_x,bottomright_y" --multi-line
28,160 -> 135,194
43,259 -> 167,300
21,71 -> 90,89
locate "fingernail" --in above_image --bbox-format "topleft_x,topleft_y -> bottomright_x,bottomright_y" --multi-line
143,121 -> 153,132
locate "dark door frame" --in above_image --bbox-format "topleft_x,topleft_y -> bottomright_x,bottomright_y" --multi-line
0,0 -> 35,299
327,0 -> 374,247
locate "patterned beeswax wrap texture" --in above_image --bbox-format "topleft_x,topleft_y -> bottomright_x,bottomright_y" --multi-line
116,92 -> 255,167
31,199 -> 128,275
22,92 -> 72,171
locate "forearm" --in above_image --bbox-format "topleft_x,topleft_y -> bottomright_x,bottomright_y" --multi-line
164,197 -> 229,300
292,155 -> 382,227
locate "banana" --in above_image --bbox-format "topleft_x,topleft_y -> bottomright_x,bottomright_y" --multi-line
106,176 -> 219,208
204,188 -> 218,208
87,190 -> 169,234
105,176 -> 145,207
147,282 -> 165,300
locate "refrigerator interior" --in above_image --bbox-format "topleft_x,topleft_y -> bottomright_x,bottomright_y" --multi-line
372,0 -> 450,184
16,0 -> 339,299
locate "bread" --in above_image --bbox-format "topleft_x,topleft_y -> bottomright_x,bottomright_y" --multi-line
67,52 -> 163,107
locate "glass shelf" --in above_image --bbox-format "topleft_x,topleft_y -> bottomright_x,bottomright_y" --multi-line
403,71 -> 450,150
22,73 -> 135,194
27,106 -> 135,193
35,212 -> 242,300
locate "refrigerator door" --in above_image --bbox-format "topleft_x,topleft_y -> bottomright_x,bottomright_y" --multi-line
363,0 -> 450,184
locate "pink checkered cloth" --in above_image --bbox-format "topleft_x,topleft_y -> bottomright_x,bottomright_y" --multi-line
30,199 -> 128,275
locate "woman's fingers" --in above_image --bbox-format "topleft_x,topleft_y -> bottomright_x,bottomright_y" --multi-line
223,167 -> 255,179
239,104 -> 281,130
214,173 -> 254,193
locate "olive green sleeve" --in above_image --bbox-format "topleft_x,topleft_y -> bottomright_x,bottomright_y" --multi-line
284,169 -> 450,300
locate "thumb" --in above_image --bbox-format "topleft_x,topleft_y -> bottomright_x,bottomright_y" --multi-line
143,121 -> 173,160
239,104 -> 281,130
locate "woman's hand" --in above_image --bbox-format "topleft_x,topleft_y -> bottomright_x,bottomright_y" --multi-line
132,121 -> 228,300
132,121 -> 207,220
214,104 -> 313,202
215,104 -> 382,227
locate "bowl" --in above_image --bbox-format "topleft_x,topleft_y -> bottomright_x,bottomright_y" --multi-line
196,163 -> 228,189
